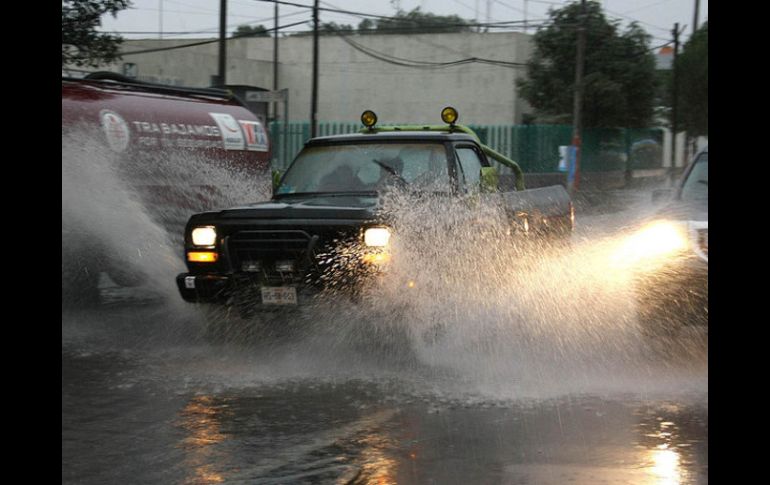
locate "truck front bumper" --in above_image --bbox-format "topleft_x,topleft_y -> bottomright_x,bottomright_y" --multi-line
176,272 -> 329,309
176,273 -> 231,303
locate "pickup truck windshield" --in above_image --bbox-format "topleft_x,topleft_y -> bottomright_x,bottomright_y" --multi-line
276,143 -> 451,195
681,152 -> 708,204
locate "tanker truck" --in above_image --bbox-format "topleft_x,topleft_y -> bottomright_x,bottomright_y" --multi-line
62,72 -> 272,306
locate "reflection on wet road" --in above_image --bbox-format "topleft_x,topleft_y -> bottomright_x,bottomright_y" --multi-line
62,302 -> 706,485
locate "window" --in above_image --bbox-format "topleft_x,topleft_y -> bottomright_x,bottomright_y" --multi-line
455,147 -> 483,192
681,152 -> 708,204
276,142 -> 451,195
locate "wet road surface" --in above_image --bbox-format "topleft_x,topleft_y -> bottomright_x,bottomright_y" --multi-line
62,188 -> 708,484
62,301 -> 706,484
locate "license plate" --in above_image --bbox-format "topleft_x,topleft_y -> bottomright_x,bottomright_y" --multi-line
261,286 -> 297,305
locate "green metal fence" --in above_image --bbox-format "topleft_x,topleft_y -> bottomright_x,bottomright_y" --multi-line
269,121 -> 664,175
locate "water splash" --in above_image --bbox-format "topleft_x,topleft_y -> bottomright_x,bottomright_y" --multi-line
62,141 -> 706,401
61,126 -> 270,306
298,189 -> 707,399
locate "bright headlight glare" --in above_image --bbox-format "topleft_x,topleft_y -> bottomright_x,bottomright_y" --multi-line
191,226 -> 217,246
613,220 -> 687,266
364,227 -> 391,247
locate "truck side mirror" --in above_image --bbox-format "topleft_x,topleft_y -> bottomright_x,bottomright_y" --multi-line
480,167 -> 499,193
271,169 -> 282,194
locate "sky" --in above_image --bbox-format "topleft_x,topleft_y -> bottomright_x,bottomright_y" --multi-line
98,0 -> 708,45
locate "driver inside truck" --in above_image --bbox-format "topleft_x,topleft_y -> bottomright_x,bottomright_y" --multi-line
317,164 -> 367,192
372,156 -> 405,189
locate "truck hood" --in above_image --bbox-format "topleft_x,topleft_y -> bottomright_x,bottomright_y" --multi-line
215,194 -> 380,220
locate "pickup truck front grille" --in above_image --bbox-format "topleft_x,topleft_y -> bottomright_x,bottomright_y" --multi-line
226,227 -> 358,284
228,230 -> 311,263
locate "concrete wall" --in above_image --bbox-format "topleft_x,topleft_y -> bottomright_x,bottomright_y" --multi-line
105,32 -> 534,125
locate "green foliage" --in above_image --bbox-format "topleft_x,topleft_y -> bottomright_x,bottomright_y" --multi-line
321,22 -> 355,35
358,18 -> 375,33
62,0 -> 131,68
234,24 -> 270,38
517,1 -> 658,128
676,22 -> 708,136
290,7 -> 471,37
357,7 -> 472,35
289,21 -> 355,37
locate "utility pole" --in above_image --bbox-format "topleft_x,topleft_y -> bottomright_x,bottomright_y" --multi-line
569,0 -> 587,194
311,0 -> 319,137
159,0 -> 163,40
273,1 -> 279,122
693,0 -> 700,33
524,0 -> 529,33
670,23 -> 680,176
217,0 -> 227,87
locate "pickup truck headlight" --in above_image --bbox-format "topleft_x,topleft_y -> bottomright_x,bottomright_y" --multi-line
364,227 -> 391,247
191,226 -> 217,247
612,220 -> 687,268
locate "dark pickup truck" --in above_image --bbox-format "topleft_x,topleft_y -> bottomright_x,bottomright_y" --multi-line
633,147 -> 708,336
176,109 -> 574,318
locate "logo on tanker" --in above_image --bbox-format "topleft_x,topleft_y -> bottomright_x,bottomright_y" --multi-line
209,112 -> 246,151
239,120 -> 269,152
99,109 -> 130,152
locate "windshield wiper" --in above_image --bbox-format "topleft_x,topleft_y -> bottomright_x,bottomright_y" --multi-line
371,159 -> 409,186
274,191 -> 377,199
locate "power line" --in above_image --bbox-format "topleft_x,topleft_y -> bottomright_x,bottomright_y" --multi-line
254,0 -> 539,27
493,0 -> 526,16
338,34 -> 526,70
131,6 -> 268,20
448,0 -> 478,16
601,7 -> 670,33
112,18 -> 546,40
106,9 -> 309,35
118,19 -> 312,56
254,0 -> 411,22
620,0 -> 672,16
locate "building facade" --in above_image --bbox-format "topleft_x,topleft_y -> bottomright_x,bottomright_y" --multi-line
102,32 -> 535,125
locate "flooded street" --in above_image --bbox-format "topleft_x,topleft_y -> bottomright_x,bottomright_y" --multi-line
62,305 -> 706,484
62,188 -> 707,484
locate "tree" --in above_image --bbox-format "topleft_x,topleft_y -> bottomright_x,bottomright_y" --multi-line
288,21 -> 354,37
320,22 -> 354,35
234,24 -> 270,38
62,0 -> 131,68
676,22 -> 708,137
358,18 -> 375,34
517,1 -> 658,128
358,7 -> 472,35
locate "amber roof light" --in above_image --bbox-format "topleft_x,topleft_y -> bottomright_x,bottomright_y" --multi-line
361,110 -> 378,128
441,106 -> 458,125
